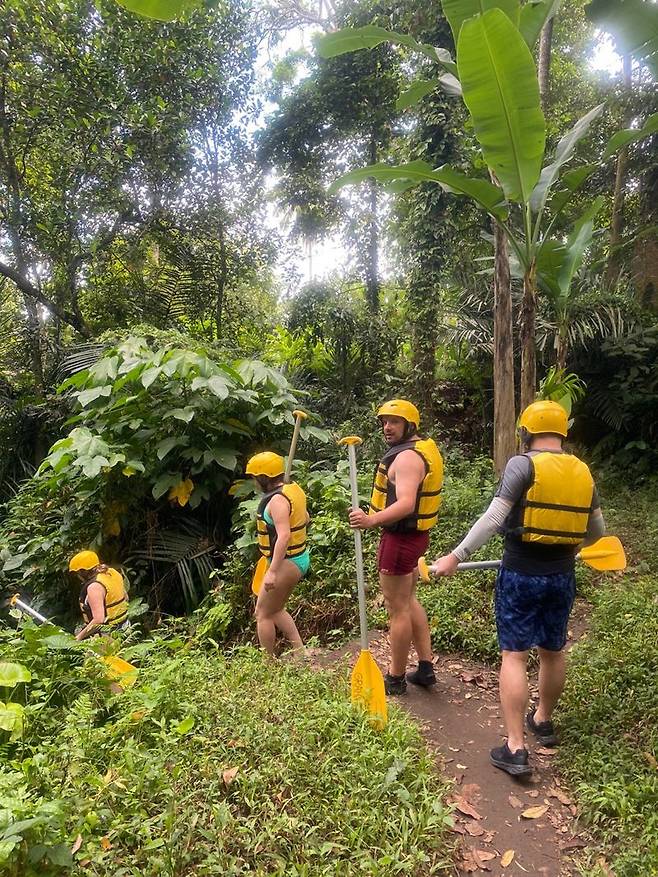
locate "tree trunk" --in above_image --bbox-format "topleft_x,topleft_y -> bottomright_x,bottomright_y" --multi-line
606,55 -> 633,290
492,221 -> 516,475
538,18 -> 554,110
22,295 -> 45,392
215,219 -> 227,338
556,328 -> 568,372
520,264 -> 537,411
364,133 -> 379,313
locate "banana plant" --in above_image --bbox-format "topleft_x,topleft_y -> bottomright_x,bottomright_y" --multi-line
317,1 -> 657,407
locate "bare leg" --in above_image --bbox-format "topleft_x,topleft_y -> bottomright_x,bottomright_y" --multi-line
535,647 -> 566,723
255,560 -> 303,656
410,573 -> 433,663
499,649 -> 530,752
380,572 -> 414,676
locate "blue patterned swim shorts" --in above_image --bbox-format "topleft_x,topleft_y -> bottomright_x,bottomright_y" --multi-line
495,566 -> 576,652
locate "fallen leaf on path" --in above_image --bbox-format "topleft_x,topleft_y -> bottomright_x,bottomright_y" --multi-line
508,793 -> 523,809
448,746 -> 461,752
536,746 -> 557,756
222,766 -> 239,786
457,853 -> 479,873
501,849 -> 515,867
470,849 -> 493,871
548,787 -> 573,806
464,822 -> 485,837
474,849 -> 496,862
453,795 -> 482,820
461,783 -> 482,804
525,790 -> 540,798
560,837 -> 588,851
460,670 -> 483,684
521,804 -> 549,819
100,837 -> 112,851
71,834 -> 83,855
450,823 -> 466,835
597,857 -> 616,877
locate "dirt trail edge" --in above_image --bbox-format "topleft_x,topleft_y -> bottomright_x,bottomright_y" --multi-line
314,607 -> 592,877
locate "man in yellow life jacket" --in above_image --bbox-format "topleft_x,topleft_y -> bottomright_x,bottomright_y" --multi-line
246,452 -> 310,656
430,401 -> 605,776
348,399 -> 443,695
68,550 -> 129,641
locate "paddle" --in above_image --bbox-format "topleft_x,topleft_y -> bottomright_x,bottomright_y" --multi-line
9,594 -> 138,688
252,409 -> 308,596
417,535 -> 627,582
339,435 -> 387,730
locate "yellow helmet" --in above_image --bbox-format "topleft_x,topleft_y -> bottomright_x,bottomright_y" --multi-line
377,399 -> 420,428
69,550 -> 100,572
245,452 -> 285,478
518,400 -> 568,438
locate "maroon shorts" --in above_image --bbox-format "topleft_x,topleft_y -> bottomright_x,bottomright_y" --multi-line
377,529 -> 430,575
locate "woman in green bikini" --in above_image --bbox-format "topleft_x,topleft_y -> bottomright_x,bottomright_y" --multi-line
246,452 -> 310,655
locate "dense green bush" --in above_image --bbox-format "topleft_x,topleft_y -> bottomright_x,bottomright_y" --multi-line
0,628 -> 452,876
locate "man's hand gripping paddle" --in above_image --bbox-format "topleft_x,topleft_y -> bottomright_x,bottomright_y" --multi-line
340,435 -> 387,730
417,535 -> 627,582
252,409 -> 308,596
9,594 -> 138,688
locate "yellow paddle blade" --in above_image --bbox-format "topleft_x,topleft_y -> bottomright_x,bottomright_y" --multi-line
417,556 -> 430,583
351,649 -> 387,730
578,536 -> 626,571
251,556 -> 268,596
101,655 -> 138,688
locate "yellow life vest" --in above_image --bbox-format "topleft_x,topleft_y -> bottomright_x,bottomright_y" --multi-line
515,452 -> 594,545
256,482 -> 308,559
369,438 -> 443,532
80,567 -> 128,628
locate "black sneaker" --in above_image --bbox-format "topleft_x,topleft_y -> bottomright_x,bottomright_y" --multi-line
490,743 -> 533,777
384,673 -> 407,695
526,709 -> 558,747
406,661 -> 437,687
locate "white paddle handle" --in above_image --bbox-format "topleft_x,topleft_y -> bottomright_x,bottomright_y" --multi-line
284,410 -> 307,483
346,443 -> 369,652
10,596 -> 49,624
457,560 -> 501,570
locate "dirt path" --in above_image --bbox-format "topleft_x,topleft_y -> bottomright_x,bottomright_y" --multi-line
314,601 -> 592,876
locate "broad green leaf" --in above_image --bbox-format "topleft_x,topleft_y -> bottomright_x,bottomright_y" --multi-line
165,407 -> 195,423
442,0 -> 519,42
207,375 -> 230,399
80,455 -> 110,478
329,160 -> 508,219
546,162 -> 598,220
141,366 -> 161,389
0,662 -> 31,687
42,634 -> 78,650
2,553 -> 28,572
437,72 -> 462,96
519,0 -> 562,47
175,715 -> 195,734
315,26 -> 457,72
157,437 -> 180,460
587,0 -> 658,76
122,459 -> 146,476
0,702 -> 24,738
530,104 -> 605,214
458,9 -> 546,203
76,385 -> 111,407
396,79 -> 439,110
537,197 -> 605,298
115,0 -> 197,22
602,112 -> 658,161
152,472 -> 181,500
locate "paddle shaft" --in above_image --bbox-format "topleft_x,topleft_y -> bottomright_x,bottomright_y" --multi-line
345,443 -> 369,652
11,596 -> 49,624
284,411 -> 306,483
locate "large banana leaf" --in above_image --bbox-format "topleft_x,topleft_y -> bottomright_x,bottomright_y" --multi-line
530,104 -> 605,216
328,160 -> 508,219
441,0 -> 519,43
603,112 -> 658,161
545,163 -> 598,227
519,0 -> 562,47
315,26 -> 457,74
537,197 -> 605,299
458,9 -> 545,204
115,0 -> 194,20
587,0 -> 658,77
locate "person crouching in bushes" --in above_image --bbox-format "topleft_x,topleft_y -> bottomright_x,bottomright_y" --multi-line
246,452 -> 310,656
68,550 -> 129,641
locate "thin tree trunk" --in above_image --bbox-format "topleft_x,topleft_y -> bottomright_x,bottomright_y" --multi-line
538,18 -> 554,110
606,55 -> 633,290
215,219 -> 227,338
493,221 -> 516,474
364,133 -> 379,313
520,264 -> 537,411
22,295 -> 45,392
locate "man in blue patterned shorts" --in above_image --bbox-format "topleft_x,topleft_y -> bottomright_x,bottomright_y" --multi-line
430,401 -> 605,776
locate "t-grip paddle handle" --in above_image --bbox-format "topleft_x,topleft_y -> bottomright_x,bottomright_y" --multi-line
339,436 -> 369,652
284,409 -> 308,484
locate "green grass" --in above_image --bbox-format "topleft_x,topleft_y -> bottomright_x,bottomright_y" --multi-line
1,642 -> 453,876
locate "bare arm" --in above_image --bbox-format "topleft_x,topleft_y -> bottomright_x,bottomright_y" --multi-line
267,494 -> 292,575
349,450 -> 425,529
75,582 -> 106,641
